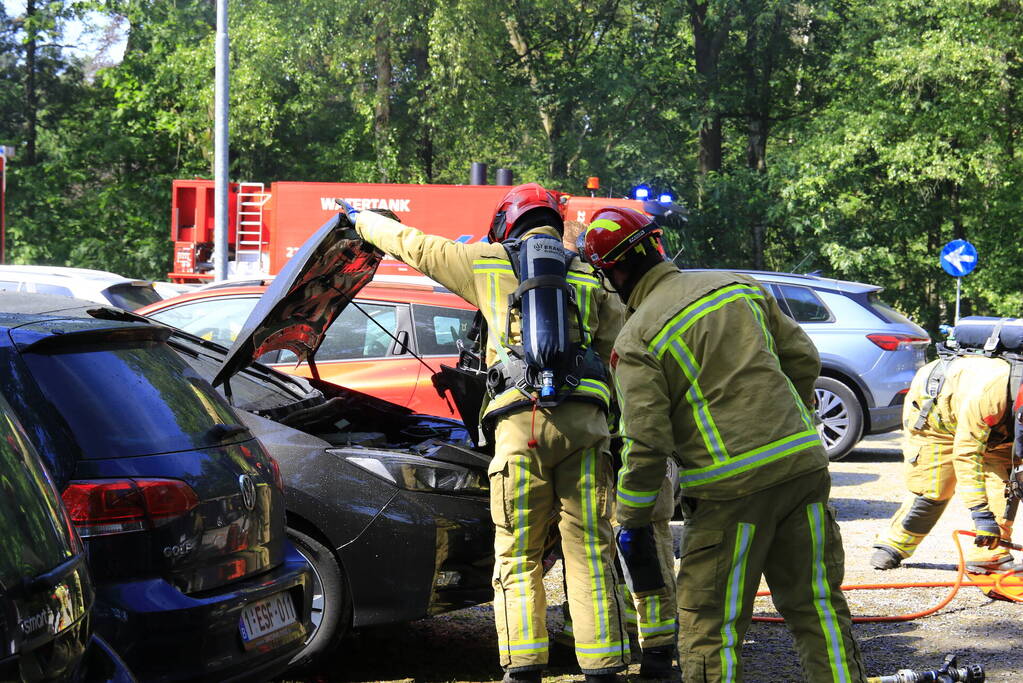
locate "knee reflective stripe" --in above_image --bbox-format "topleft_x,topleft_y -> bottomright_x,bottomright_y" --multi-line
639,589 -> 675,639
508,638 -> 549,654
807,503 -> 853,683
576,640 -> 628,657
720,522 -> 755,682
582,448 -> 610,641
901,496 -> 948,535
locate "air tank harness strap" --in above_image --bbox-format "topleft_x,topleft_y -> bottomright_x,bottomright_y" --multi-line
509,274 -> 575,300
913,353 -> 953,431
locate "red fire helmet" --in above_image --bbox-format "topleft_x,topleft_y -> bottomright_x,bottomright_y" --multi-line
488,182 -> 562,243
581,206 -> 662,270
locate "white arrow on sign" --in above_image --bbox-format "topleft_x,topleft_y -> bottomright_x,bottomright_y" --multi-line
943,244 -> 976,273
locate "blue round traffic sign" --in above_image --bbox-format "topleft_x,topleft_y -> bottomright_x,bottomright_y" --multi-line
940,239 -> 978,277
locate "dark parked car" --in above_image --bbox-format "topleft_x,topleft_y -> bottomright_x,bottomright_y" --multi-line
0,391 -> 134,682
0,293 -> 313,682
5,221 -> 496,671
185,218 -> 495,667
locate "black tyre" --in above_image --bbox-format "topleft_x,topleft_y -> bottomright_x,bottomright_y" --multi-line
814,376 -> 864,462
287,527 -> 351,670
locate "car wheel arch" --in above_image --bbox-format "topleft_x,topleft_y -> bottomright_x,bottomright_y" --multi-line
284,510 -> 349,585
818,366 -> 871,433
285,513 -> 353,670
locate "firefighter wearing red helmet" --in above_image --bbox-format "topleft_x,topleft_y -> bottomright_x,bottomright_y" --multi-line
339,184 -> 629,683
582,207 -> 867,683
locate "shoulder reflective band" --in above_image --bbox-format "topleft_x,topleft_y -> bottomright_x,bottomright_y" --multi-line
649,284 -> 765,357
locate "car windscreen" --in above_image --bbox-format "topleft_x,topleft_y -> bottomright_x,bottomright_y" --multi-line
867,292 -> 917,326
24,340 -> 244,459
103,283 -> 162,310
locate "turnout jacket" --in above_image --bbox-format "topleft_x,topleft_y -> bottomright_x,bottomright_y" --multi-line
903,355 -> 1012,510
613,262 -> 827,527
354,210 -> 624,421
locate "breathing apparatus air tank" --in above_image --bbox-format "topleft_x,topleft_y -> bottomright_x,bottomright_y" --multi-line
516,234 -> 572,401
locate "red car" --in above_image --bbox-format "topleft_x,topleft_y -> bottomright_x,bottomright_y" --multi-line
137,279 -> 477,417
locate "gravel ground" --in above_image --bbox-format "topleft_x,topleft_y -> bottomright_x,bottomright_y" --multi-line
280,432 -> 1023,683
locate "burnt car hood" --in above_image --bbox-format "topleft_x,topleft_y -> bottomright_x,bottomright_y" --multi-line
213,215 -> 381,387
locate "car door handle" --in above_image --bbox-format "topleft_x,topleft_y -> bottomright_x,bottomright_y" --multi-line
391,329 -> 410,355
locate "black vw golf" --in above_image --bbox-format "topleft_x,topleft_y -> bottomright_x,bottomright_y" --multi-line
0,294 -> 313,682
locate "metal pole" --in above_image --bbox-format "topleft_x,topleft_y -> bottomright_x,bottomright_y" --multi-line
955,276 -> 961,325
213,0 -> 230,282
1,152 -> 6,265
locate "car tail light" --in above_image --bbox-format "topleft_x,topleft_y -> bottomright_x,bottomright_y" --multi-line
866,333 -> 930,351
267,456 -> 284,492
62,479 -> 199,538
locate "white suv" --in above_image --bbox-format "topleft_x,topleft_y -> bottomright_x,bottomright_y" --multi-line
0,265 -> 162,309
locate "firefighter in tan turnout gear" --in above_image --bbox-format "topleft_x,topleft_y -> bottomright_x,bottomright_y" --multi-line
581,206 -> 867,683
339,184 -> 629,683
872,354 -> 1017,573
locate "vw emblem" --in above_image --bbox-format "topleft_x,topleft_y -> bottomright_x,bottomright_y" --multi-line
238,474 -> 257,511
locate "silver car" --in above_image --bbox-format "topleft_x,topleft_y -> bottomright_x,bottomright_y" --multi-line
711,270 -> 929,460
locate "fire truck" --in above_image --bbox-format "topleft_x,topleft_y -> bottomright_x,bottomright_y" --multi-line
167,178 -> 674,282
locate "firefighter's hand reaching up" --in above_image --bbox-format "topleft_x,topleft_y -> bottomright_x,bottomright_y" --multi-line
970,506 -> 1002,549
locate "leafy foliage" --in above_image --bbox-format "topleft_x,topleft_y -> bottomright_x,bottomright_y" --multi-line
1,0 -> 1022,334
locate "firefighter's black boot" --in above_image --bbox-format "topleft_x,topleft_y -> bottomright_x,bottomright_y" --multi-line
870,545 -> 902,570
584,674 -> 620,683
639,645 -> 675,680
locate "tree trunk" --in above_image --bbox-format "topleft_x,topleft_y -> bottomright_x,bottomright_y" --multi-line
746,117 -> 768,172
690,0 -> 728,175
743,7 -> 782,172
411,24 -> 433,182
24,0 -> 38,166
374,3 -> 392,182
503,12 -> 566,180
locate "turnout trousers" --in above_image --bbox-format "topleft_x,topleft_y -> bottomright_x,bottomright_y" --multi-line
875,442 -> 1014,564
564,466 -> 679,652
676,469 -> 866,683
619,467 -> 679,651
489,401 -> 630,674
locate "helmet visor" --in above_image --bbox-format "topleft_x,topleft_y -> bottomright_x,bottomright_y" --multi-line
489,211 -> 507,243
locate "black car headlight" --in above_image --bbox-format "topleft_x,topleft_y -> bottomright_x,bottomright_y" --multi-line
330,448 -> 488,495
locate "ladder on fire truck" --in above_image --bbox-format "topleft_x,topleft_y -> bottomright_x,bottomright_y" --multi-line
234,182 -> 270,275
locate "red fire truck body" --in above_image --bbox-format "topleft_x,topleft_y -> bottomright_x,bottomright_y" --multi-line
168,179 -> 647,282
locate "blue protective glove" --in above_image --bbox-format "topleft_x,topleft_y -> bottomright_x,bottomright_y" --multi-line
335,198 -> 360,227
970,506 -> 1002,549
616,524 -> 664,595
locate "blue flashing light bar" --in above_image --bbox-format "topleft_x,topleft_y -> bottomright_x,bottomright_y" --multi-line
633,185 -> 651,200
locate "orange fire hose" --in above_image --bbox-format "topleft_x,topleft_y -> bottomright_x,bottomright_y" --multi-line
751,530 -> 1023,624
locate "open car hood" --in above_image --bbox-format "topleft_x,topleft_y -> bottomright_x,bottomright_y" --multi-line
213,216 -> 381,387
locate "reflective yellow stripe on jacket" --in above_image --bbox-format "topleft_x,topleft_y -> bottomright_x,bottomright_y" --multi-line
649,283 -> 820,490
